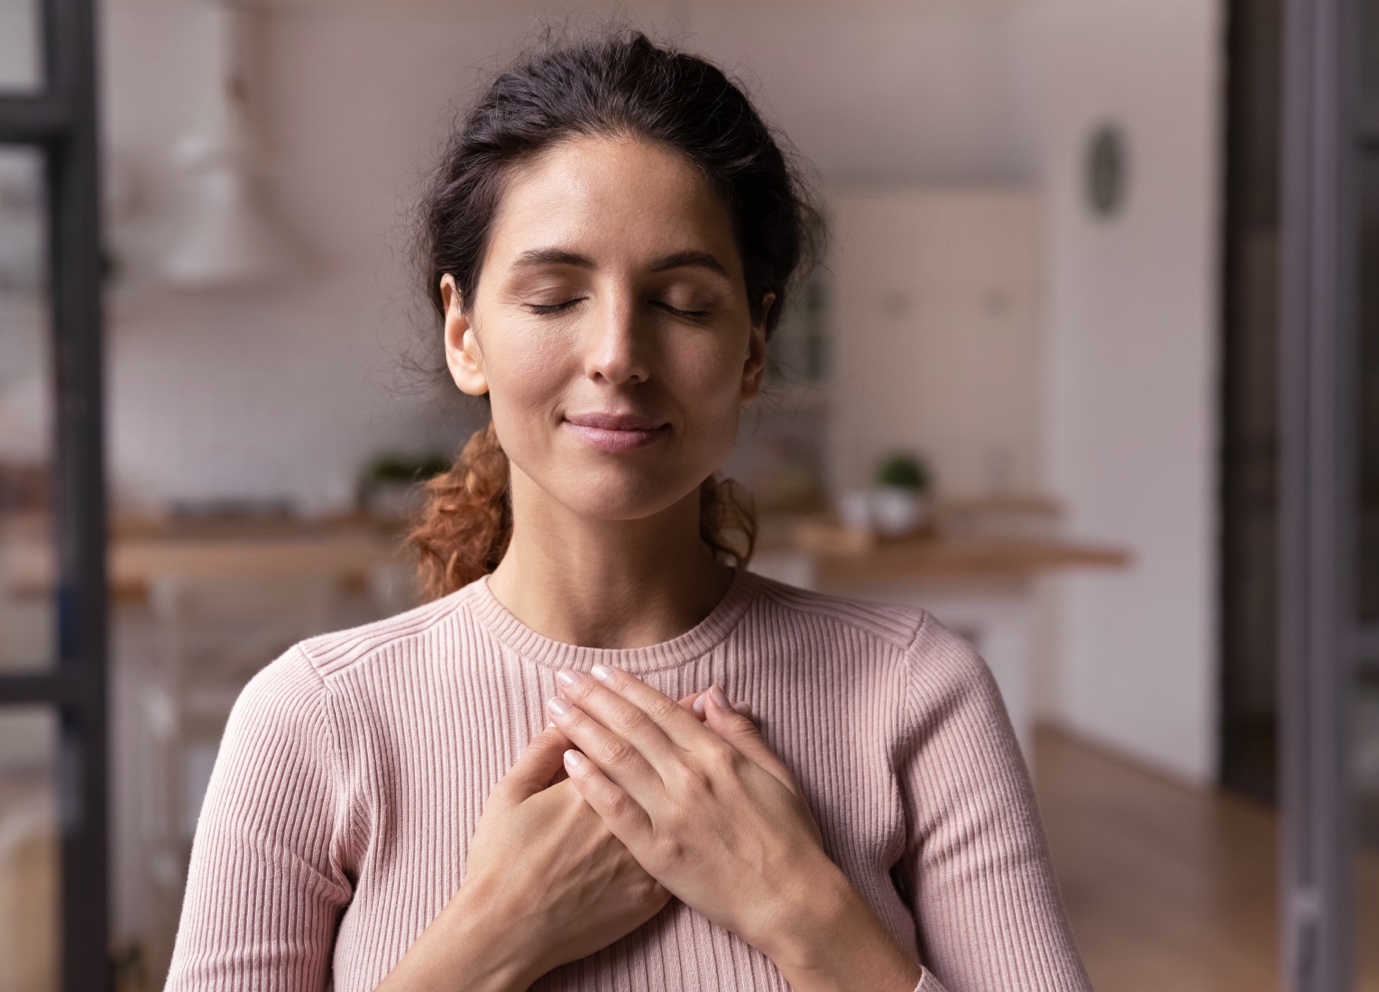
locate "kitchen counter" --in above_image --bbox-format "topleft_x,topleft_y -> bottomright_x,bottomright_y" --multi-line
752,518 -> 1131,762
1,514 -> 406,602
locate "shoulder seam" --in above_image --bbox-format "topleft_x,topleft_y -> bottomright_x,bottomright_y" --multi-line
284,645 -> 357,897
752,578 -> 926,650
904,607 -> 934,654
293,590 -> 470,679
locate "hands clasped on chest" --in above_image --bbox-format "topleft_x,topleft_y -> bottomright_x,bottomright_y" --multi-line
374,667 -> 925,992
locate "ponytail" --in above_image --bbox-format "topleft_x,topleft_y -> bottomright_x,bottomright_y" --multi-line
408,421 -> 512,601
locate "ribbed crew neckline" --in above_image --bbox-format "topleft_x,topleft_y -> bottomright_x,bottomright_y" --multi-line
465,567 -> 760,674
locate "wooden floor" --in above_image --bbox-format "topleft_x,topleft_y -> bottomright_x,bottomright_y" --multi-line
3,731 -> 1379,989
1036,726 -> 1379,992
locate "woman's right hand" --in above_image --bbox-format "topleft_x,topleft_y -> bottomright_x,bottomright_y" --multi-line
376,692 -> 741,992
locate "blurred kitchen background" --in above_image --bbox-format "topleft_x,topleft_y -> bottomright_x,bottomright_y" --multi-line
2,0 -> 1378,989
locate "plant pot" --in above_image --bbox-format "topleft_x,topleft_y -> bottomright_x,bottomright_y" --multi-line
870,486 -> 928,537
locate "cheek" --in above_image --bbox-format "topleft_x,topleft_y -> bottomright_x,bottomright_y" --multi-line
690,331 -> 750,394
477,336 -> 578,478
672,340 -> 748,441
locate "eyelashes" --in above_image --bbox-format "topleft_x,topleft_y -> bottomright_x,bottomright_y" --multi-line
526,299 -> 583,316
523,299 -> 714,321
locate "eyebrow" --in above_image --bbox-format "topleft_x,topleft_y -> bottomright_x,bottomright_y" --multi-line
513,247 -> 731,278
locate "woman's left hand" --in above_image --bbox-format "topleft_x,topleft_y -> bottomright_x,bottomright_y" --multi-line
547,666 -> 925,992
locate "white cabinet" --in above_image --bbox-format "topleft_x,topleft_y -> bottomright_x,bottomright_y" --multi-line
826,188 -> 1042,498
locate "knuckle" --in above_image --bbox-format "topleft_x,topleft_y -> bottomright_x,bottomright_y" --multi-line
643,694 -> 679,722
675,763 -> 712,794
596,737 -> 636,767
657,836 -> 690,871
703,740 -> 739,774
609,706 -> 649,737
603,788 -> 634,820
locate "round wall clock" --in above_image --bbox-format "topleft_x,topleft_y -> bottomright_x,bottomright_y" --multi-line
1086,123 -> 1128,218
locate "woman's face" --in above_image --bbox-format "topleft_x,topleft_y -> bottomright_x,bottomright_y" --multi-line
442,137 -> 769,524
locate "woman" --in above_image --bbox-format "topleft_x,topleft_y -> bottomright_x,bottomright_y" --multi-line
166,33 -> 1092,992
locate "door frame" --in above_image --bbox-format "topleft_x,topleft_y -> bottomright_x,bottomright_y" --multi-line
1278,0 -> 1373,987
0,0 -> 109,988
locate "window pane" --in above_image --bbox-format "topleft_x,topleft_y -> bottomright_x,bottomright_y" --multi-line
0,148 -> 54,673
0,705 -> 59,992
0,0 -> 42,91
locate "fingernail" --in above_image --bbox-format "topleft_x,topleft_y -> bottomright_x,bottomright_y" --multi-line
693,693 -> 706,715
591,664 -> 612,682
564,749 -> 584,767
733,702 -> 752,716
556,670 -> 580,688
547,697 -> 572,716
709,685 -> 730,709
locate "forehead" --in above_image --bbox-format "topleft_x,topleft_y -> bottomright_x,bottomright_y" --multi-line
483,136 -> 741,273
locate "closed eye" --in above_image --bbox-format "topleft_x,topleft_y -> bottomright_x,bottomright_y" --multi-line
526,299 -> 585,316
656,302 -> 713,321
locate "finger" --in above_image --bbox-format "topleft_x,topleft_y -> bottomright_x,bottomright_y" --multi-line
547,695 -> 664,797
562,748 -> 653,847
584,665 -> 712,751
556,669 -> 686,774
679,691 -> 710,723
701,686 -> 800,795
692,692 -> 752,721
491,725 -> 574,806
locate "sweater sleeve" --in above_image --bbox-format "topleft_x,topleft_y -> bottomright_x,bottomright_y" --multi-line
164,646 -> 354,992
894,614 -> 1092,992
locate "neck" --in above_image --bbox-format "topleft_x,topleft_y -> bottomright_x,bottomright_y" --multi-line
487,474 -> 734,649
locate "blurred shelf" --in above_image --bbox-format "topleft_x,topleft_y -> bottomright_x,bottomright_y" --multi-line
811,533 -> 1129,585
3,512 -> 407,602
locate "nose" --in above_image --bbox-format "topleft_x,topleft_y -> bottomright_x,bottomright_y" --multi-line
583,295 -> 650,386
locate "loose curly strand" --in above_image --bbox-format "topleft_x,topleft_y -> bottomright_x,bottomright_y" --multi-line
407,30 -> 817,601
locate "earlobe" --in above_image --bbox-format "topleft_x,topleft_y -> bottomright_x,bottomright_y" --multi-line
441,274 -> 489,396
741,292 -> 774,400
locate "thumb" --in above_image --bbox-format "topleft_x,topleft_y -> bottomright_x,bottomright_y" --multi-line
492,725 -> 573,806
701,686 -> 799,796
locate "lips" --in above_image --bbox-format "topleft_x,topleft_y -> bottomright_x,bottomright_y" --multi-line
563,411 -> 670,452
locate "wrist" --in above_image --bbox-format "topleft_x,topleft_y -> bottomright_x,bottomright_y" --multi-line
749,858 -> 854,969
382,876 -> 540,992
445,877 -> 547,991
752,860 -> 923,992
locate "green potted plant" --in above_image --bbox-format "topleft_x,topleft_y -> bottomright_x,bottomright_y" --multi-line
359,452 -> 451,521
871,452 -> 932,536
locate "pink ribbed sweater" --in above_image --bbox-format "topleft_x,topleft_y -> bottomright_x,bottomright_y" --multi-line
165,570 -> 1091,992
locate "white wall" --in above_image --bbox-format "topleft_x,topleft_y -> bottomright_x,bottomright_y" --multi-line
90,0 -> 1222,781
0,0 -> 39,89
1011,0 -> 1222,782
827,188 -> 1042,497
96,0 -> 1032,515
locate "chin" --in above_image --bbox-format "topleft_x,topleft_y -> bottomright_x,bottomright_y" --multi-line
557,466 -> 708,523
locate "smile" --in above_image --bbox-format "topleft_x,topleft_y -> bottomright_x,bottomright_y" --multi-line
562,412 -> 671,453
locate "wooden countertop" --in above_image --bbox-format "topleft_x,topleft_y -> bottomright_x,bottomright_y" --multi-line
1,515 -> 406,600
2,513 -> 1130,600
809,534 -> 1130,585
761,514 -> 1131,585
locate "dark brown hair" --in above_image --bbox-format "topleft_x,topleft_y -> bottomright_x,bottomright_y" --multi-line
409,31 -> 819,600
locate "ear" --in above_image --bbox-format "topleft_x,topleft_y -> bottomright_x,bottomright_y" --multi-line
740,291 -> 773,401
441,274 -> 489,396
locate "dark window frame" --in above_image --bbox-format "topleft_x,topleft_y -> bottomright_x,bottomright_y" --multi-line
1278,0 -> 1379,987
0,1 -> 110,989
